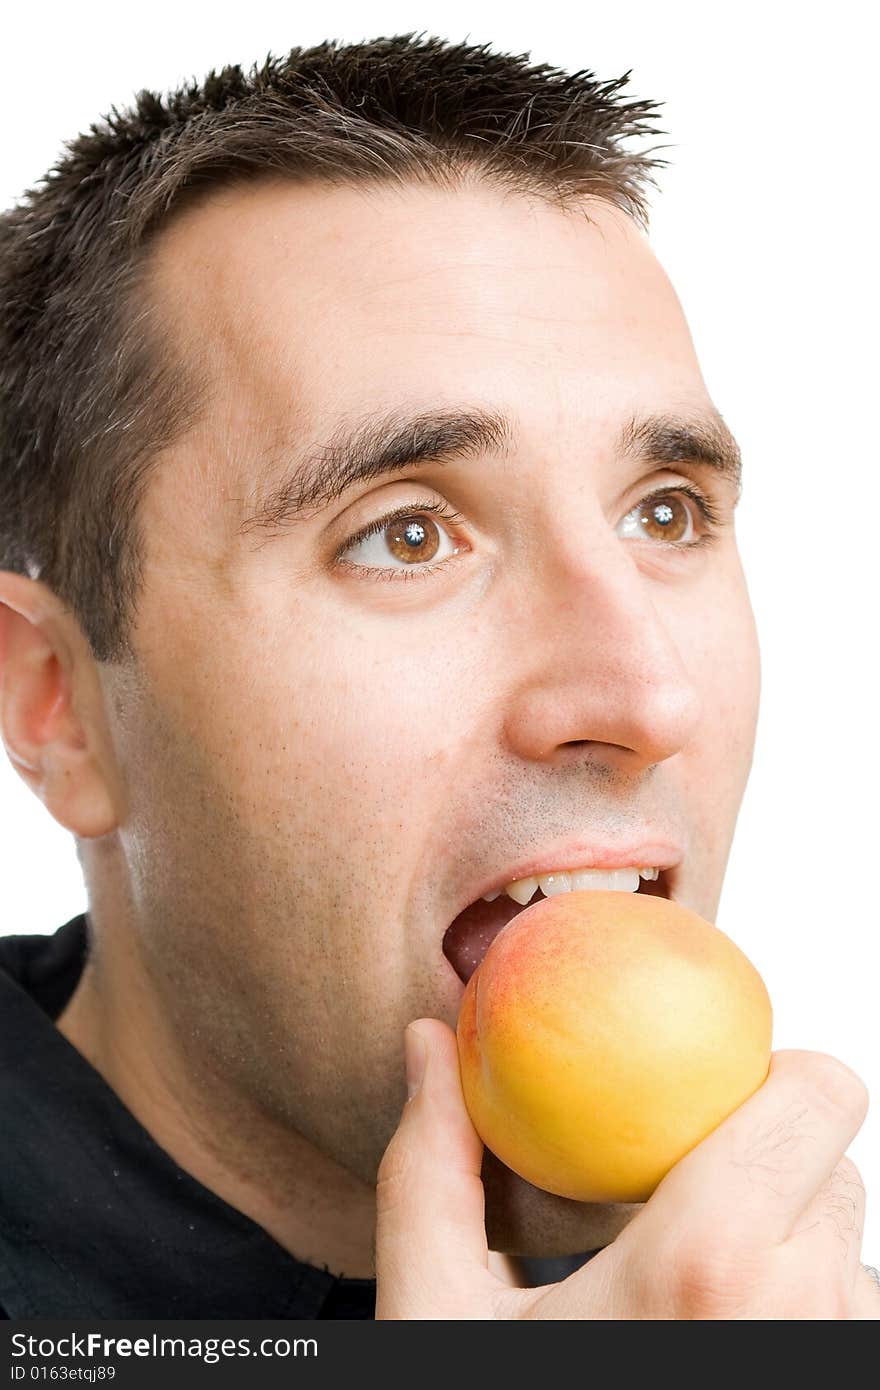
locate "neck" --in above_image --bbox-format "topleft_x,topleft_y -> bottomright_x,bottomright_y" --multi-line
55,936 -> 378,1280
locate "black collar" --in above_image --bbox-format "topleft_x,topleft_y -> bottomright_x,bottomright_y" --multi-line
0,916 -> 376,1318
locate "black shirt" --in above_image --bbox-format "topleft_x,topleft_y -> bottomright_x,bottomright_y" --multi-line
0,915 -> 594,1319
0,915 -> 377,1318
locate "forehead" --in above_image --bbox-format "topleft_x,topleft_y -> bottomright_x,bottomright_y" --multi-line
151,177 -> 699,421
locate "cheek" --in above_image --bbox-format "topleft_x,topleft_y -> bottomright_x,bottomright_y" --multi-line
185,597 -> 473,837
705,632 -> 759,753
683,573 -> 760,820
286,620 -> 459,769
713,579 -> 760,755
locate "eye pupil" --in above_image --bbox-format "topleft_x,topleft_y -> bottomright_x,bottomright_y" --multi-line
635,495 -> 689,543
387,515 -> 441,563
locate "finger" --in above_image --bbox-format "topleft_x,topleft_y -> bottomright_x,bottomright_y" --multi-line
779,1155 -> 866,1299
374,1018 -> 491,1318
854,1265 -> 880,1319
647,1050 -> 869,1250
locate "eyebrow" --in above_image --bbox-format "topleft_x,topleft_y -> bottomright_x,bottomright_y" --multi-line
237,404 -> 742,542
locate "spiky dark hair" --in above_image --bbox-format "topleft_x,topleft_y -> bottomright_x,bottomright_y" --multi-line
0,31 -> 667,663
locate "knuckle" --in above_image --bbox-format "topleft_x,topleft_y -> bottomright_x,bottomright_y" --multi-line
666,1228 -> 857,1319
817,1158 -> 865,1247
737,1106 -> 818,1189
665,1230 -> 765,1319
831,1153 -> 864,1195
375,1131 -> 414,1208
777,1050 -> 869,1124
776,1246 -> 853,1319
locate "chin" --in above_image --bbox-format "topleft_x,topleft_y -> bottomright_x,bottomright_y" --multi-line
481,1150 -> 642,1257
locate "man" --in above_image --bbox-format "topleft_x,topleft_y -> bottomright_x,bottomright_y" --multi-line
0,32 -> 876,1320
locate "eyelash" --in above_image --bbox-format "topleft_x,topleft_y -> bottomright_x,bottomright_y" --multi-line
333,484 -> 725,584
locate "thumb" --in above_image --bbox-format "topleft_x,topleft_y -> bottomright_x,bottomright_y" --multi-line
374,1018 -> 491,1318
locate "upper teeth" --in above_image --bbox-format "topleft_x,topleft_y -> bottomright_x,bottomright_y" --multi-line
482,865 -> 660,905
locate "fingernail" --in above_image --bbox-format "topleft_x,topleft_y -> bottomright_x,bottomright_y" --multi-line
404,1025 -> 428,1100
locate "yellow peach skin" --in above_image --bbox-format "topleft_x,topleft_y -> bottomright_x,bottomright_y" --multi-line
456,890 -> 773,1203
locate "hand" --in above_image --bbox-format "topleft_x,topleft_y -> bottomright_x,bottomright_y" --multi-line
375,1020 -> 879,1319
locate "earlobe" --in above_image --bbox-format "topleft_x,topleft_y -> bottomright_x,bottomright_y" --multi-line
40,750 -> 118,839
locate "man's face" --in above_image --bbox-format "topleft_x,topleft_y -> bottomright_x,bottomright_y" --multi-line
90,178 -> 759,1252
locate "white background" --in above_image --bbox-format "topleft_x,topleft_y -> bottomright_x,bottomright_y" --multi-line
2,1 -> 878,1264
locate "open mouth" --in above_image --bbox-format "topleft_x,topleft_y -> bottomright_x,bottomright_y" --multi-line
441,869 -> 671,985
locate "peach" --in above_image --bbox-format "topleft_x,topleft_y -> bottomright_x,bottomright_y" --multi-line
456,890 -> 772,1203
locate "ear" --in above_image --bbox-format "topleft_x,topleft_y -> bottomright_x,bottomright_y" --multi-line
0,570 -> 119,838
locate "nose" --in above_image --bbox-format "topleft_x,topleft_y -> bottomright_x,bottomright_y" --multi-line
501,522 -> 703,773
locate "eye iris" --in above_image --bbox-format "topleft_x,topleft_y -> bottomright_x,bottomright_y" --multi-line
386,516 -> 441,563
639,497 -> 688,542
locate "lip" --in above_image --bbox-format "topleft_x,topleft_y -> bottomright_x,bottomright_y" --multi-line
452,841 -> 683,919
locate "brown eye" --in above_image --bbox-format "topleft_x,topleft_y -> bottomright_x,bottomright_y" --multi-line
337,501 -> 463,578
620,494 -> 694,545
385,515 -> 442,564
